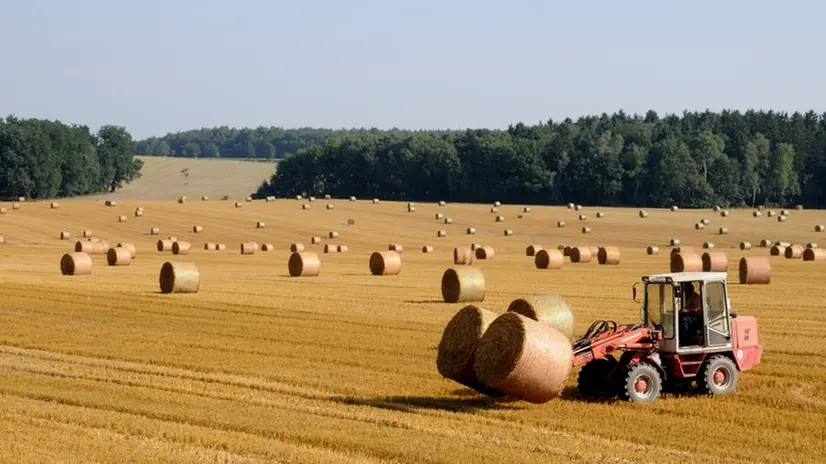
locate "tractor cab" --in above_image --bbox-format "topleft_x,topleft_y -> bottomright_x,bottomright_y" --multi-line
639,272 -> 732,353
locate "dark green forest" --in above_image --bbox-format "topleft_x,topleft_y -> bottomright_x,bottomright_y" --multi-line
253,110 -> 826,208
0,116 -> 142,199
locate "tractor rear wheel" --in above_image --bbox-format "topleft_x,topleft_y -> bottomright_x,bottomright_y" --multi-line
619,363 -> 661,403
697,355 -> 738,396
577,356 -> 620,398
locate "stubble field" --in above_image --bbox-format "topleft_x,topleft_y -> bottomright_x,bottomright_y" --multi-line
0,196 -> 824,463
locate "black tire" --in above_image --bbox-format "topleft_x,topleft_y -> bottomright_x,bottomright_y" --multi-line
577,356 -> 620,398
619,363 -> 661,403
697,355 -> 738,396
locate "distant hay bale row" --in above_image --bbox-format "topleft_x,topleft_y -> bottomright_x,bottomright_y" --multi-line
204,243 -> 226,251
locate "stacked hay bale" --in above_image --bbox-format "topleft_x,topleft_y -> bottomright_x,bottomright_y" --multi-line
436,305 -> 504,396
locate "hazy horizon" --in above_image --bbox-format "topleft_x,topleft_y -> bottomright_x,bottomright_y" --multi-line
2,0 -> 824,139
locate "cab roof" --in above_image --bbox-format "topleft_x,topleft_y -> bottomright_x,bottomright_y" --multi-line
643,272 -> 727,283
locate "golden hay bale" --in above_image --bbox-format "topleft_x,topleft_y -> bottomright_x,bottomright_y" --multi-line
75,240 -> 107,254
671,252 -> 703,272
466,227 -> 477,235
389,244 -> 403,253
192,225 -> 203,233
408,206 -> 416,213
256,221 -> 266,229
703,242 -> 715,249
638,210 -> 648,218
588,246 -> 599,256
534,249 -> 563,269
753,211 -> 762,218
241,242 -> 258,255
739,257 -> 771,284
471,243 -> 482,251
507,294 -> 574,341
159,262 -> 200,294
441,267 -> 486,303
372,198 -> 379,204
0,207 -> 7,214
216,243 -> 226,251
777,216 -> 787,223
437,230 -> 447,237
118,215 -> 127,222
234,201 -> 243,208
767,211 -> 776,217
444,217 -> 453,224
178,197 -> 187,204
0,236 -> 5,244
246,196 -> 253,202
60,252 -> 92,276
719,227 -> 728,235
302,203 -> 311,210
150,227 -> 160,235
581,227 -> 591,234
337,245 -> 349,253
490,207 -> 499,213
82,230 -> 93,238
12,202 -> 20,210
295,194 -> 303,200
770,245 -> 782,256
575,204 -> 582,211
695,223 -> 705,230
473,312 -> 572,403
50,202 -> 59,209
807,242 -> 818,249
785,245 -> 804,259
567,203 -> 575,209
802,248 -> 826,262
495,215 -> 505,222
702,251 -> 728,272
523,207 -> 532,213
503,229 -> 514,236
106,247 -> 132,266
60,231 -> 71,240
596,212 -> 605,218
422,245 -> 434,253
671,205 -> 679,212
578,214 -> 587,221
525,245 -> 543,256
347,218 -> 356,225
328,231 -> 339,239
701,218 -> 711,225
557,221 -> 566,228
350,196 -> 357,202
324,243 -> 337,254
780,209 -> 789,216
720,210 -> 730,217
796,204 -> 803,210
475,246 -> 495,260
157,239 -> 173,252
117,242 -> 136,259
291,243 -> 305,253
172,241 -> 191,255
760,239 -> 772,247
439,200 -> 447,206
17,196 -> 25,202
436,305 -> 504,396
815,225 -> 824,232
570,247 -> 592,263
369,251 -> 402,276
202,196 -> 209,201
135,209 -> 144,217
311,236 -> 321,244
740,242 -> 752,251
670,238 -> 681,246
598,247 -> 620,265
435,213 -> 444,220
326,204 -> 335,210
204,243 -> 216,251
647,246 -> 659,255
261,243 -> 274,252
454,247 -> 473,265
775,240 -> 791,248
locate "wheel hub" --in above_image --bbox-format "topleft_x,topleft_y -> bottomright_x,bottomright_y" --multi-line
635,377 -> 649,393
713,368 -> 728,386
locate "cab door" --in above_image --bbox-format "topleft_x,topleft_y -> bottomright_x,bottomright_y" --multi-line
703,281 -> 732,347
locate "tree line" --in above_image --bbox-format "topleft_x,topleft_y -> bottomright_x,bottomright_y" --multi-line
0,116 -> 142,199
255,110 -> 826,208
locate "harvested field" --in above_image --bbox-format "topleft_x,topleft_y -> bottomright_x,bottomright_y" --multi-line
0,198 -> 824,463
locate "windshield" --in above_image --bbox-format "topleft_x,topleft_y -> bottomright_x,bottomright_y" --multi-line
645,283 -> 675,338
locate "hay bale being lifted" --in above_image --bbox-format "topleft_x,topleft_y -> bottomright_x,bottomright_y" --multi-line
473,312 -> 572,403
159,262 -> 200,294
507,294 -> 575,341
288,252 -> 321,277
60,252 -> 92,276
241,242 -> 258,255
647,246 -> 659,255
525,245 -> 543,256
534,249 -> 563,269
172,241 -> 191,255
442,267 -> 486,303
422,245 -> 434,253
454,247 -> 473,265
475,246 -> 494,260
436,305 -> 504,397
369,251 -> 402,276
803,248 -> 826,262
702,251 -> 728,272
671,252 -> 703,272
117,242 -> 136,259
106,247 -> 132,266
597,247 -> 620,265
785,245 -> 804,259
739,257 -> 771,284
570,247 -> 592,263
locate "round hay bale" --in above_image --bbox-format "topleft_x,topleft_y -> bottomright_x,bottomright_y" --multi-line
294,195 -> 303,200
503,229 -> 514,236
495,215 -> 504,222
807,242 -> 818,249
60,252 -> 92,276
475,246 -> 494,260
372,198 -> 379,204
575,204 -> 582,211
311,236 -> 322,244
241,242 -> 258,255
234,201 -> 243,208
701,218 -> 711,225
767,211 -> 776,217
135,209 -> 144,217
596,212 -> 604,218
739,257 -> 771,284
523,207 -> 532,213
473,312 -> 572,403
525,245 -> 542,256
117,242 -> 136,259
796,204 -> 804,210
437,230 -> 447,237
639,210 -> 648,218
256,221 -> 266,229
454,247 -> 473,265
780,209 -> 789,216
60,231 -> 71,240
719,227 -> 728,235
760,239 -> 772,247
422,245 -> 434,253
179,197 -> 187,204
388,244 -> 403,253
770,245 -> 782,256
149,227 -> 160,235
326,204 -> 335,210
775,241 -> 791,248
118,215 -> 127,223
570,247 -> 592,263
261,243 -> 274,252
563,246 -> 573,257
567,203 -> 575,209
407,202 -> 415,207
302,203 -> 311,210
106,247 -> 132,266
695,223 -> 705,230
557,221 -> 567,228
816,225 -> 825,232
347,218 -> 355,225
288,252 -> 320,277
507,294 -> 574,341
0,207 -> 7,214
490,207 -> 499,213
435,213 -> 444,220
408,206 -> 416,213
671,252 -> 703,272
578,214 -> 587,221
670,238 -> 681,246
156,239 -> 173,252
436,305 -> 504,396
323,244 -> 337,254
216,244 -> 226,251
201,196 -> 209,201
581,227 -> 591,234
50,202 -> 59,209
82,230 -> 93,238
444,217 -> 453,224
328,231 -> 339,239
466,227 -> 476,235
802,248 -> 826,262
588,246 -> 599,256
192,225 -> 203,233
534,249 -> 563,269
740,242 -> 752,251
720,210 -> 730,217
439,200 -> 447,206
369,251 -> 402,276
777,215 -> 787,223
172,241 -> 191,255
703,242 -> 715,249
647,246 -> 659,255
159,262 -> 200,294
598,247 -> 620,265
246,196 -> 253,202
702,251 -> 728,272
785,245 -> 804,259
11,202 -> 19,210
713,205 -> 721,212
204,243 -> 216,251
753,211 -> 762,218
75,240 -> 107,254
671,205 -> 679,212
337,245 -> 349,253
291,243 -> 305,253
350,196 -> 357,202
441,267 -> 486,303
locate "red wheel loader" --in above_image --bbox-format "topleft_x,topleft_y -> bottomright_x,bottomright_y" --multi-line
572,272 -> 762,403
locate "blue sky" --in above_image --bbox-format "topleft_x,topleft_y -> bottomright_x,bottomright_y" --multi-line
0,0 -> 823,139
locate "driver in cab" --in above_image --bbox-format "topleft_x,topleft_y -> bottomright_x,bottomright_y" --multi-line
680,283 -> 702,343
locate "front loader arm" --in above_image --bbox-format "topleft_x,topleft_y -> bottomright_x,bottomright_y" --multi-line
571,324 -> 659,367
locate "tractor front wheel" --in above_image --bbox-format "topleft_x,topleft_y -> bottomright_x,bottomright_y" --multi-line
697,355 -> 738,396
577,356 -> 620,398
619,363 -> 661,403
